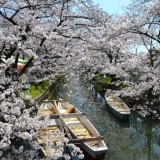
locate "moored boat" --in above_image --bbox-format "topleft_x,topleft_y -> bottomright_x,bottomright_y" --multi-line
37,101 -> 64,158
105,92 -> 130,120
37,101 -> 81,160
55,99 -> 108,159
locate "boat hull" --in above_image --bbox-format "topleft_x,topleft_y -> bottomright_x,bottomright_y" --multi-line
79,143 -> 107,159
57,100 -> 108,159
69,130 -> 107,159
105,94 -> 130,120
106,103 -> 130,120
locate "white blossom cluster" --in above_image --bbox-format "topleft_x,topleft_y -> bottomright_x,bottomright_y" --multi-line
0,0 -> 160,159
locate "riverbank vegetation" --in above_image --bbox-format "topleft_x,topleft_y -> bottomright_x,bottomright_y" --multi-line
90,74 -> 128,94
0,0 -> 160,159
89,72 -> 160,118
28,80 -> 50,99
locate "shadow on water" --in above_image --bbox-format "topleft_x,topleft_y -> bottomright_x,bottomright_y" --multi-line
106,107 -> 130,128
54,75 -> 160,160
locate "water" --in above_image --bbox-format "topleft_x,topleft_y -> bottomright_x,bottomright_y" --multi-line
56,75 -> 160,160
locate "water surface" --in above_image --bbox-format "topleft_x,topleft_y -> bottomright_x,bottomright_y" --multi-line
56,76 -> 160,160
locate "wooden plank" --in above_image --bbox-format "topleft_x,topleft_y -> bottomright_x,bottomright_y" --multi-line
54,100 -> 73,140
38,108 -> 55,115
39,114 -> 59,120
38,126 -> 58,131
69,136 -> 103,144
64,106 -> 75,113
72,130 -> 89,134
61,113 -> 85,118
39,113 -> 85,120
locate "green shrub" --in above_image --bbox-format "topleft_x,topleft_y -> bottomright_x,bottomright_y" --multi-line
28,80 -> 50,98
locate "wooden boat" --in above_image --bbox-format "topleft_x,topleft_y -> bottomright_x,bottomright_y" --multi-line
105,93 -> 130,120
37,101 -> 81,160
37,101 -> 64,158
55,99 -> 108,159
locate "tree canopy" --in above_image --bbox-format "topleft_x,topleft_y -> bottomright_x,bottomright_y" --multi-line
0,0 -> 160,159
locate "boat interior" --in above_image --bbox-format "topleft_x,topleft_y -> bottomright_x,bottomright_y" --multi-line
57,101 -> 106,150
38,102 -> 64,157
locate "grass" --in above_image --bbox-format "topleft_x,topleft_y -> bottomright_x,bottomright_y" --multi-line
28,80 -> 50,99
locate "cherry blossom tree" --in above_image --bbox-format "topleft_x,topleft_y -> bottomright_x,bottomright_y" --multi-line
0,0 -> 160,159
111,0 -> 160,117
0,0 -> 108,159
77,0 -> 160,118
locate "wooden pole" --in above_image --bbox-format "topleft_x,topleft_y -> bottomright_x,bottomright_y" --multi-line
53,100 -> 73,140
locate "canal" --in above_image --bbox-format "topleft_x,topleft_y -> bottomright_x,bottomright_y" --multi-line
55,75 -> 160,160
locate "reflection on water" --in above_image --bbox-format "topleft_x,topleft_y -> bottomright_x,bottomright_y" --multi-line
56,76 -> 160,160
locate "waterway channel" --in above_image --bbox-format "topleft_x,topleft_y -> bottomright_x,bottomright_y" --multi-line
55,75 -> 160,160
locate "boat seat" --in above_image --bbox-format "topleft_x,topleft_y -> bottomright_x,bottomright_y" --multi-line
38,126 -> 58,132
38,108 -> 55,116
64,106 -> 75,113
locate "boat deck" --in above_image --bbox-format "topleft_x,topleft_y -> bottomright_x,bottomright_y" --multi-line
59,105 -> 92,138
65,117 -> 92,139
